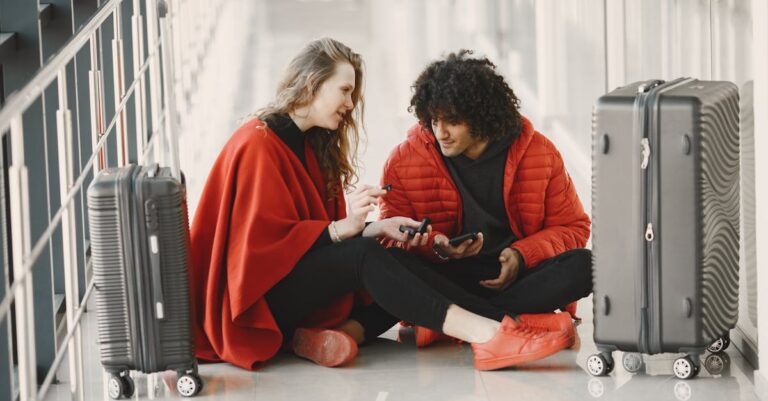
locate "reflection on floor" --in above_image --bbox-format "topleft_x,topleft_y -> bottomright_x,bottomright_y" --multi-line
46,296 -> 760,401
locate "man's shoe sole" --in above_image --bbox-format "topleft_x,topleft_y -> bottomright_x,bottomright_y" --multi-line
473,335 -> 571,371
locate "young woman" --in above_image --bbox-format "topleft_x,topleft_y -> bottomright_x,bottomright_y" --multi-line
188,38 -> 571,372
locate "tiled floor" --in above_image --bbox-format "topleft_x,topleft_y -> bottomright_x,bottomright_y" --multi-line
46,296 -> 762,401
48,299 -> 757,401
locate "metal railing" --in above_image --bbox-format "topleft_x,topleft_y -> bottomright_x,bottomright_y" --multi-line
0,0 -> 217,400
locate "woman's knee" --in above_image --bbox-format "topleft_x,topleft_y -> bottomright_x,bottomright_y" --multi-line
343,237 -> 386,262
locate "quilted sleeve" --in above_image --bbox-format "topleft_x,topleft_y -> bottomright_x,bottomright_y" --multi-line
511,147 -> 591,269
378,147 -> 448,263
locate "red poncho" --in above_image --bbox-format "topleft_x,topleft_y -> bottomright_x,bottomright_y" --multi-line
188,118 -> 353,370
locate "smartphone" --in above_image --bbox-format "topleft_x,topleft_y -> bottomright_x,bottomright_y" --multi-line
448,232 -> 479,247
399,217 -> 431,237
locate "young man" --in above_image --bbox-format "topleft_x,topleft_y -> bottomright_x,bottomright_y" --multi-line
379,50 -> 593,347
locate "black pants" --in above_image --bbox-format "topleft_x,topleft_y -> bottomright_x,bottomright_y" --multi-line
265,238 -> 592,342
360,248 -> 593,340
435,248 -> 594,314
265,237 -> 509,342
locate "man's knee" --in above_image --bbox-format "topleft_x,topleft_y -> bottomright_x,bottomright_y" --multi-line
573,248 -> 592,267
559,248 -> 593,293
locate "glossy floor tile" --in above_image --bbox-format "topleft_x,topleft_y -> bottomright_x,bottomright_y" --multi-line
46,296 -> 761,401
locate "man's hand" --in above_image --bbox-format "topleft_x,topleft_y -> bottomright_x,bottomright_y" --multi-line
432,233 -> 484,259
363,217 -> 431,248
480,248 -> 521,290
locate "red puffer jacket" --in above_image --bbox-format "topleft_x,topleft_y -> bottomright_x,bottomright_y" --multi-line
379,116 -> 591,270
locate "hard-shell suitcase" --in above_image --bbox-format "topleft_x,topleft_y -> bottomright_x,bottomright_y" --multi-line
87,164 -> 203,398
589,78 -> 740,379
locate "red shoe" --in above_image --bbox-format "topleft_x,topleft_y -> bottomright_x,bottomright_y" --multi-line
518,312 -> 576,348
291,328 -> 358,367
471,316 -> 570,371
414,326 -> 455,348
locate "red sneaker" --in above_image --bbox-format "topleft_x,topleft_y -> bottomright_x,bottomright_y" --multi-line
471,316 -> 570,371
291,328 -> 358,367
414,326 -> 455,348
518,312 -> 575,348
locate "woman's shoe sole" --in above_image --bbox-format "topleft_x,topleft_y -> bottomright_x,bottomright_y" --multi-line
292,328 -> 358,367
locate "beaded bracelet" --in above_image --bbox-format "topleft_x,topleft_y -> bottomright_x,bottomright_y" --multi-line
329,221 -> 342,243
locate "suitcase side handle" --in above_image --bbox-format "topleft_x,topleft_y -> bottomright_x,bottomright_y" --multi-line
149,234 -> 166,320
145,198 -> 166,320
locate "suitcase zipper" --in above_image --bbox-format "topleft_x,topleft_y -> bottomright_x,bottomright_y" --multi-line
134,166 -> 160,372
644,82 -> 665,355
118,165 -> 144,371
640,78 -> 693,355
635,81 -> 657,354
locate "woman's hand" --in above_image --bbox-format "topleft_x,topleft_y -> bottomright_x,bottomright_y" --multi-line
363,217 -> 432,248
334,185 -> 387,239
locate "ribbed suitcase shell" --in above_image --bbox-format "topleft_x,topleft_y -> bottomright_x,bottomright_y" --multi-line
88,164 -> 195,375
591,78 -> 739,355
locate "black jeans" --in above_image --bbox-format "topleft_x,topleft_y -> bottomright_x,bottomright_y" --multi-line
265,237 -> 510,342
435,248 -> 593,313
265,238 -> 592,342
364,248 -> 593,337
369,247 -> 592,339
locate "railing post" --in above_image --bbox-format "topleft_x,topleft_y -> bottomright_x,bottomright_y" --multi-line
89,33 -> 107,175
145,0 -> 164,164
131,1 -> 148,163
8,116 -> 36,401
56,69 -> 85,401
159,1 -> 181,179
111,6 -> 129,166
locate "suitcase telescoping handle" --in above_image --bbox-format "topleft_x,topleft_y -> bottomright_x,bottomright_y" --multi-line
637,79 -> 665,94
145,199 -> 166,320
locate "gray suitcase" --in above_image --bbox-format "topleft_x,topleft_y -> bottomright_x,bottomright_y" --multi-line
87,164 -> 202,398
589,78 -> 740,379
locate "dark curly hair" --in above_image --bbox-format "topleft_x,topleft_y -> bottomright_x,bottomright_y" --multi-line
409,50 -> 523,142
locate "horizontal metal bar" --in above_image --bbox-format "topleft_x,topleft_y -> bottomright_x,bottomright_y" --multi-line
0,0 -> 119,134
0,32 -> 17,59
0,43 -> 159,324
37,278 -> 95,401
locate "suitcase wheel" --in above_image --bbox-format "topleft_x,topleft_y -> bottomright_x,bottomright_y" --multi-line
704,353 -> 731,376
672,356 -> 700,380
176,373 -> 203,397
622,352 -> 645,374
586,353 -> 613,376
706,336 -> 731,354
107,373 -> 135,400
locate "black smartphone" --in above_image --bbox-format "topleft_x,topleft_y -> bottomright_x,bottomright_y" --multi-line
448,232 -> 479,247
399,217 -> 431,237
